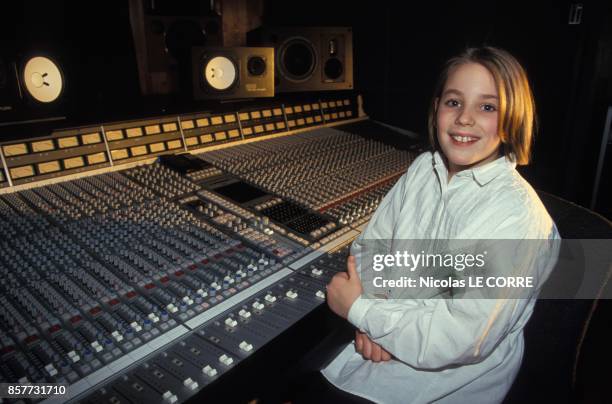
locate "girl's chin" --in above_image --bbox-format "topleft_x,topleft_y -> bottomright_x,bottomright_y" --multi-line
448,162 -> 477,173
448,157 -> 478,167
445,151 -> 501,172
443,151 -> 479,167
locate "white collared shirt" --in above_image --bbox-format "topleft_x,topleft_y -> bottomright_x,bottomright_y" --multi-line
322,151 -> 560,403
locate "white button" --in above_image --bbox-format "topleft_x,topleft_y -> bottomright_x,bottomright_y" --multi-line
45,363 -> 57,376
197,288 -> 208,297
264,294 -> 276,303
238,309 -> 251,319
312,268 -> 323,276
239,340 -> 253,352
286,290 -> 298,299
131,321 -> 142,332
252,301 -> 265,310
111,331 -> 124,342
202,365 -> 218,377
67,350 -> 80,363
91,341 -> 103,352
224,317 -> 238,328
219,354 -> 234,366
183,377 -> 199,390
166,304 -> 178,314
163,391 -> 178,403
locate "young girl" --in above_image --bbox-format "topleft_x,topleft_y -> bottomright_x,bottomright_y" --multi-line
324,47 -> 561,403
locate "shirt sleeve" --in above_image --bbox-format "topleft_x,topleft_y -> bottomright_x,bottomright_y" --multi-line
348,210 -> 561,369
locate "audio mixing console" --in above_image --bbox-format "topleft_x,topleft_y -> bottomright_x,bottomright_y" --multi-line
0,107 -> 421,403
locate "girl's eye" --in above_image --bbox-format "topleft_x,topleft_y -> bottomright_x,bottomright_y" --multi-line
444,99 -> 460,107
481,104 -> 497,112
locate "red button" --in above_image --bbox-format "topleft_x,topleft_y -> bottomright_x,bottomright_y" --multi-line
25,335 -> 39,344
0,346 -> 14,355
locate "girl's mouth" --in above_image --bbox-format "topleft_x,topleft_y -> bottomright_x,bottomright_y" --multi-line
449,133 -> 478,146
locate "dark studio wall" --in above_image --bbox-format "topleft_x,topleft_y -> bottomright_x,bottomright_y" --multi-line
263,0 -> 612,219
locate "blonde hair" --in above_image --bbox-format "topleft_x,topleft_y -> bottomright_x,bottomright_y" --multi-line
427,47 -> 537,165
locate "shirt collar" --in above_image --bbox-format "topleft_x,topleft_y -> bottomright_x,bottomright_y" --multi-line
432,151 -> 516,186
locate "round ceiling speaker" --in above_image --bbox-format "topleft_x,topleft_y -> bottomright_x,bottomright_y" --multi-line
203,56 -> 237,90
22,56 -> 64,103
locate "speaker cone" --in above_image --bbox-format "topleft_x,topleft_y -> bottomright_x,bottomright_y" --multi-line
203,56 -> 237,90
279,38 -> 316,81
22,56 -> 64,103
324,57 -> 343,80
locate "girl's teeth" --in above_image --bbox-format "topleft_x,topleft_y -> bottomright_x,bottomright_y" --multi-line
452,135 -> 476,143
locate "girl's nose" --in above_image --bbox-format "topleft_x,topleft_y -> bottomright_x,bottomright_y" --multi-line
456,109 -> 475,126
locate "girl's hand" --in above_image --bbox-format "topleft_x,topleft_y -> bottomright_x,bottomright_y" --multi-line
355,330 -> 392,362
326,255 -> 363,319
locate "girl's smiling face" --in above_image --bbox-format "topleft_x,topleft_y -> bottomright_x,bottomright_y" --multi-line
436,62 -> 502,177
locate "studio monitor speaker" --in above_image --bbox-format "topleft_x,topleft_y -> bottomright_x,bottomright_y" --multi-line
247,26 -> 353,93
0,52 -> 66,125
192,47 -> 274,100
128,0 -> 223,95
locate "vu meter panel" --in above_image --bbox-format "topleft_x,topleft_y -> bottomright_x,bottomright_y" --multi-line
0,124 -> 419,403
